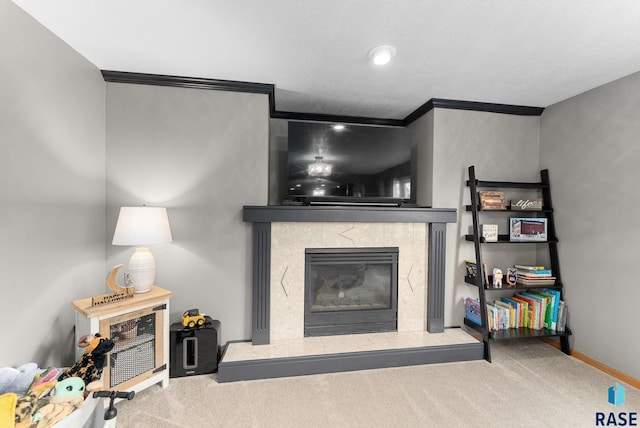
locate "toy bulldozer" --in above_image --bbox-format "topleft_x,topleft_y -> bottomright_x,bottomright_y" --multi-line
182,308 -> 206,328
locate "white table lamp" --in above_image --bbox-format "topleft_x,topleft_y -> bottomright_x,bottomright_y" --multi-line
112,206 -> 173,293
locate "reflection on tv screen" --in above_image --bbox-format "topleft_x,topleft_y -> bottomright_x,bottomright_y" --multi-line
287,121 -> 413,202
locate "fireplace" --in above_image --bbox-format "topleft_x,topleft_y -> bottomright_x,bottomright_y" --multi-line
218,206 -> 486,383
243,205 -> 458,344
304,248 -> 398,336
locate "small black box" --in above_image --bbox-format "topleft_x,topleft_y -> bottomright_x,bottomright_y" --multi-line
170,317 -> 220,378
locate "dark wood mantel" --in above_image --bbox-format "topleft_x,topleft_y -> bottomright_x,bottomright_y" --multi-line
243,205 -> 457,345
243,205 -> 457,223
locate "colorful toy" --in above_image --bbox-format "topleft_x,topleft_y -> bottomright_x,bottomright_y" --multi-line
14,390 -> 38,425
506,267 -> 518,287
492,268 -> 503,288
0,363 -> 40,395
0,392 -> 17,428
32,377 -> 86,427
182,309 -> 206,328
58,334 -> 114,388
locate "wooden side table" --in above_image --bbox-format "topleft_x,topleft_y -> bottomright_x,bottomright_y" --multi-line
72,285 -> 173,393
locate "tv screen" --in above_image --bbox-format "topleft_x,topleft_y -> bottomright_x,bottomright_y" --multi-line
286,121 -> 413,205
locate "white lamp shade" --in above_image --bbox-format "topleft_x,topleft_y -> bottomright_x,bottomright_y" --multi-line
112,207 -> 173,246
112,206 -> 172,293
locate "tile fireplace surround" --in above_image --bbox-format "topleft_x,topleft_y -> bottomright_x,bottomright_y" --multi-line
217,205 -> 484,382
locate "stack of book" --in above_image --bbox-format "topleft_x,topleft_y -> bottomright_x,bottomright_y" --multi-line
515,264 -> 556,286
483,289 -> 568,332
465,290 -> 568,332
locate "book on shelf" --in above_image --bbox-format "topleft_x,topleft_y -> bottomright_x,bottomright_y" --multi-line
542,288 -> 561,330
516,277 -> 556,286
557,301 -> 568,332
465,287 -> 566,333
516,269 -> 552,277
514,293 -> 543,330
486,303 -> 495,330
528,290 -> 570,331
526,292 -> 550,329
464,297 -> 482,326
494,300 -> 516,329
529,289 -> 558,330
472,287 -> 566,333
525,290 -> 553,330
502,297 -> 525,328
486,302 -> 509,331
515,265 -> 553,279
511,295 -> 533,328
514,264 -> 547,271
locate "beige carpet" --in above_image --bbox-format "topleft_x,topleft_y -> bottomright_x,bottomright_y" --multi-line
115,340 -> 639,427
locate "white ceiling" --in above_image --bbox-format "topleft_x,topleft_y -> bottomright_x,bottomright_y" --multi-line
14,0 -> 640,120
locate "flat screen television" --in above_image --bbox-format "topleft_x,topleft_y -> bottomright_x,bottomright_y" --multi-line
286,121 -> 414,205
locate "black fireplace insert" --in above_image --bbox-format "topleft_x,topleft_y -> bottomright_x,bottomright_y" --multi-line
304,247 -> 398,336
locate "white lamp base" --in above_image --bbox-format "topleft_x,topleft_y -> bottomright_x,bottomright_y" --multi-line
128,247 -> 156,293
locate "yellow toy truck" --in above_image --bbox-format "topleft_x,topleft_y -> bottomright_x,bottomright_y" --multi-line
182,309 -> 206,328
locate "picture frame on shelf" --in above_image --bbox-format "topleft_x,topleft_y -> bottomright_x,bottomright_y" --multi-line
509,217 -> 547,241
465,260 -> 478,278
479,191 -> 505,210
511,198 -> 543,211
482,224 -> 498,242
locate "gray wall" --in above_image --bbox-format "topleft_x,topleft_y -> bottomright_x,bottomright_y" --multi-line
410,109 -> 541,326
540,71 -> 640,379
411,110 -> 435,207
105,83 -> 269,344
0,0 -> 106,367
269,118 -> 289,205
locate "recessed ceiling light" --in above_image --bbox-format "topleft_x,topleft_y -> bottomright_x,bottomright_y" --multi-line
368,45 -> 396,66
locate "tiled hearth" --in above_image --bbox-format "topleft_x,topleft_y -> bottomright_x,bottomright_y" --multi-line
223,329 -> 479,362
217,206 -> 484,382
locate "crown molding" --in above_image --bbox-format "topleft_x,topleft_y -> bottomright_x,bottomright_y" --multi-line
101,70 -> 274,95
101,70 -> 278,116
271,110 -> 404,127
101,71 -> 544,127
404,98 -> 544,125
431,98 -> 544,116
403,99 -> 435,125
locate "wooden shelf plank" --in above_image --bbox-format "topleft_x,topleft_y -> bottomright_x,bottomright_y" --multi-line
466,180 -> 548,189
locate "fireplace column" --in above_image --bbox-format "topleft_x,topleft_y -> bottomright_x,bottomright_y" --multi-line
427,222 -> 446,332
252,222 -> 271,345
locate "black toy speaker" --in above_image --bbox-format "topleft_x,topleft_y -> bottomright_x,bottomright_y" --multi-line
170,317 -> 220,378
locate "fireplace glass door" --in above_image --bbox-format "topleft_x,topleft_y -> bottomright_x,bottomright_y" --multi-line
304,247 -> 398,336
